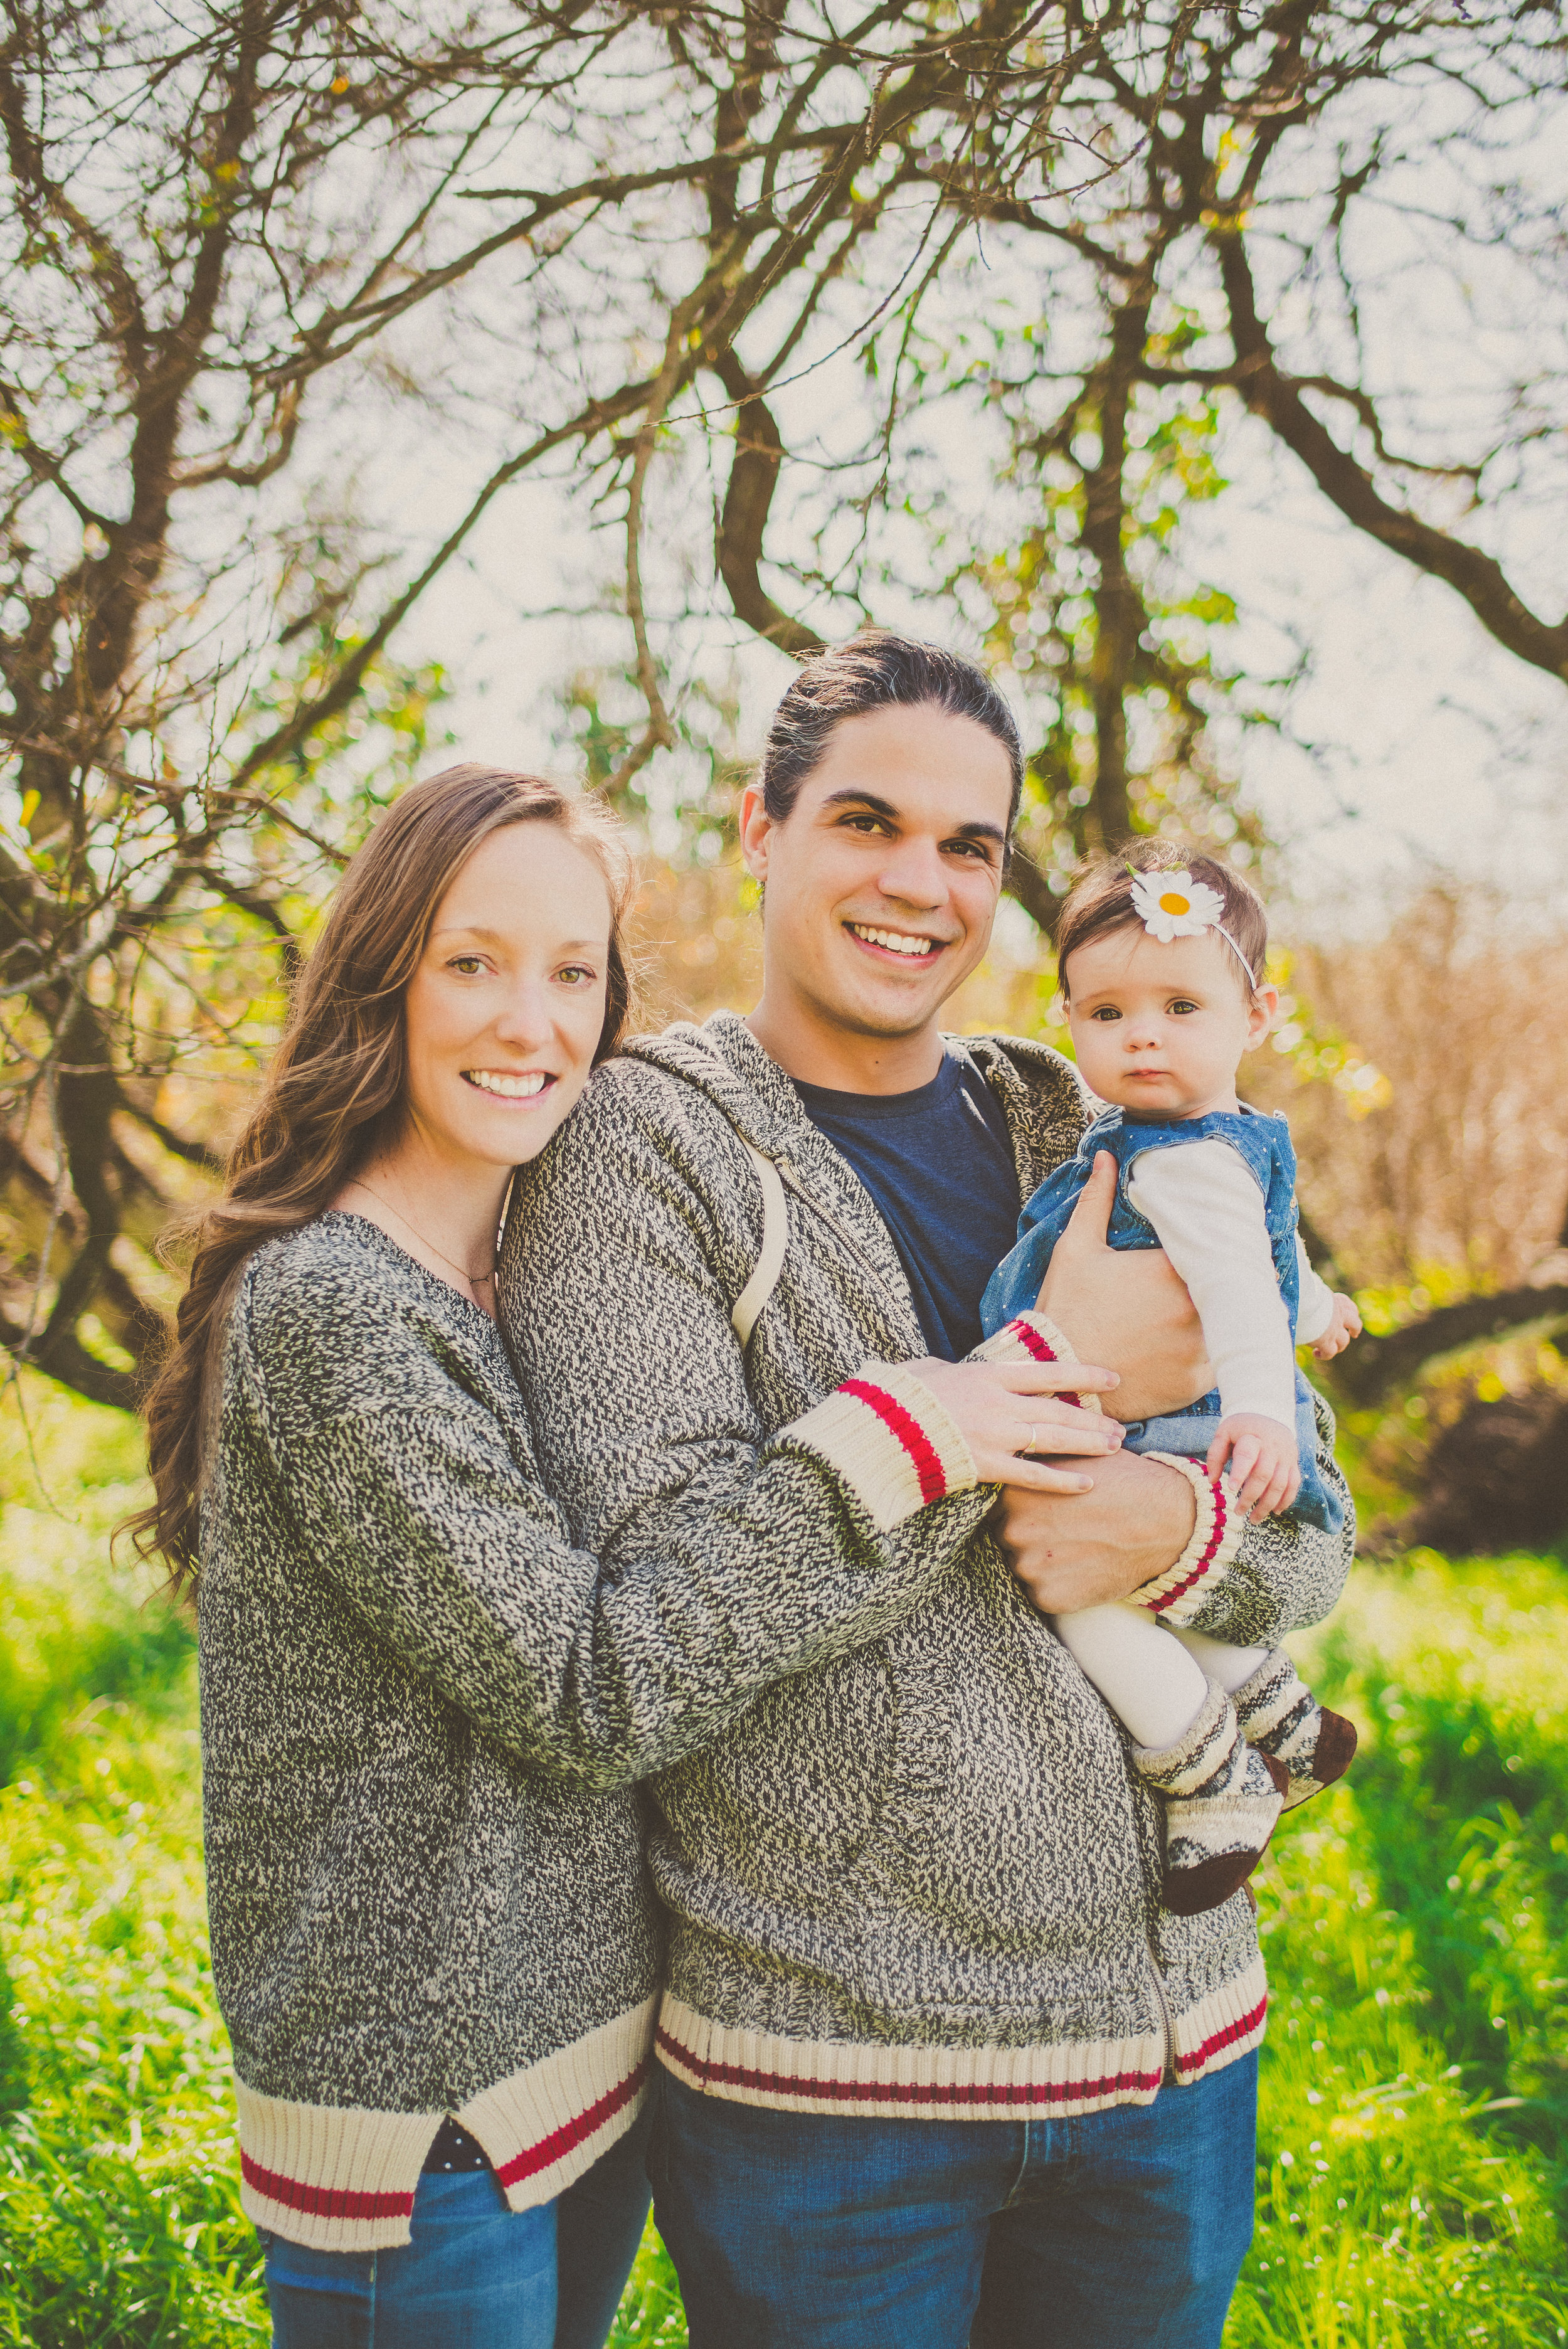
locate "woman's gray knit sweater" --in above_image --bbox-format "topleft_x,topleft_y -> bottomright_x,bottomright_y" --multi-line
199,1211 -> 988,2250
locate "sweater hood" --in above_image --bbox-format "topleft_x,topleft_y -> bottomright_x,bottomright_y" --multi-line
622,1008 -> 1091,1188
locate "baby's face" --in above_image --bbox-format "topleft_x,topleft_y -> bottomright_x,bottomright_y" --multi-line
1061,926 -> 1276,1119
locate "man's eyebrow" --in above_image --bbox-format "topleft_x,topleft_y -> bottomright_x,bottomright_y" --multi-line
820,788 -> 901,818
820,788 -> 1007,847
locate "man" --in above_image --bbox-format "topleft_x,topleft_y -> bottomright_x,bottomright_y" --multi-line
500,635 -> 1353,2346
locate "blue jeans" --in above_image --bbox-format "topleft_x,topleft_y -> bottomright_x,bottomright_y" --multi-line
650,2052 -> 1257,2348
261,2103 -> 652,2348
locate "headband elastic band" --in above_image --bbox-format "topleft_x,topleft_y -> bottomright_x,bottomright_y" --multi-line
1126,867 -> 1259,990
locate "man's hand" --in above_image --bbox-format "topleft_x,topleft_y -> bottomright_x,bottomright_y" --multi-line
1310,1293 -> 1362,1362
1036,1152 -> 1212,1423
996,1450 -> 1197,1615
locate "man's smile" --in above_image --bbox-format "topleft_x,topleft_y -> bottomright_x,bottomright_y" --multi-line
845,920 -> 948,963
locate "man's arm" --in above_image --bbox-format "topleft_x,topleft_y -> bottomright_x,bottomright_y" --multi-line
496,1066 -> 999,1742
985,1147 -> 1355,1637
988,1307 -> 1355,1640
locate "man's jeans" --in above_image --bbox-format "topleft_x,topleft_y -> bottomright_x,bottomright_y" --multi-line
650,2052 -> 1258,2348
260,2101 -> 652,2349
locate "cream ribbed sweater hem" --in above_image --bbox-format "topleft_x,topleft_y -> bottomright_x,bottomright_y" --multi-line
656,1994 -> 1166,2120
236,1996 -> 657,2251
1170,1953 -> 1269,2079
655,1956 -> 1267,2120
787,1359 -> 978,1532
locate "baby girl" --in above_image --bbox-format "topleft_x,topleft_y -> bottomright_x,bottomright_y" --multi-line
982,843 -> 1360,1916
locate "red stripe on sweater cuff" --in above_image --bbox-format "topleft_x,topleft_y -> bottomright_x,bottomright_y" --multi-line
1145,1477 -> 1229,1616
656,2025 -> 1160,2109
240,2155 -> 414,2225
1004,1319 -> 1082,1409
1174,1990 -> 1268,2076
838,1377 -> 948,1505
492,2058 -> 650,2189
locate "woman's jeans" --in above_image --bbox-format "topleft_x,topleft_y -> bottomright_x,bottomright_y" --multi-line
260,2102 -> 652,2349
650,2052 -> 1258,2349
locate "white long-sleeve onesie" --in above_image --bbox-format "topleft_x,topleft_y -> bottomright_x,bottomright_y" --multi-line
1052,1135 -> 1336,1753
1126,1141 -> 1336,1431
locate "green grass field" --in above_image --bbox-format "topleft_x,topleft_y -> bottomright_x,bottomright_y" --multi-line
1,1374 -> 1564,2345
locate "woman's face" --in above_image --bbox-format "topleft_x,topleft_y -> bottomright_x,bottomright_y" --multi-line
401,820 -> 614,1172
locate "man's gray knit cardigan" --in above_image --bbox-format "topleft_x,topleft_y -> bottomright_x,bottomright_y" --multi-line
500,1015 -> 1355,2123
199,1211 -> 989,2251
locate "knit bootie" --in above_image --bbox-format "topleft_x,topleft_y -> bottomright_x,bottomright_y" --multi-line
1135,1678 -> 1289,1917
1231,1648 -> 1357,1810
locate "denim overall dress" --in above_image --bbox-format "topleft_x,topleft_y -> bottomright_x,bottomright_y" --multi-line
980,1103 -> 1341,1534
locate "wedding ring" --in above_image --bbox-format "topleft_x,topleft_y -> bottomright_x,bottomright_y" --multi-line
1023,1424 -> 1040,1455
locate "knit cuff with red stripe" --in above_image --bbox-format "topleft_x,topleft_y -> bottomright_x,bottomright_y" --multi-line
969,1310 -> 1099,1413
1129,1451 -> 1244,1625
784,1360 -> 978,1533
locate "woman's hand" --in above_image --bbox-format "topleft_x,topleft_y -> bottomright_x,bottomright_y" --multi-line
911,1355 -> 1125,1493
1036,1152 -> 1212,1423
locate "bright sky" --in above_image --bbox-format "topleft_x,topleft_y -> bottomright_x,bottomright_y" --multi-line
406,413 -> 1567,941
346,54 -> 1568,943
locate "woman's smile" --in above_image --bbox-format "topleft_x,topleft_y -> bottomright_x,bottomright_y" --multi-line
461,1068 -> 555,1099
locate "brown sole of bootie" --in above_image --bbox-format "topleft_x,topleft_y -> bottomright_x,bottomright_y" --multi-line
1277,1709 -> 1360,1811
1163,1754 -> 1290,1916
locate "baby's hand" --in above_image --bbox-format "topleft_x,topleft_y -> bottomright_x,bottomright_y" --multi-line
1205,1413 -> 1301,1524
1310,1293 -> 1363,1361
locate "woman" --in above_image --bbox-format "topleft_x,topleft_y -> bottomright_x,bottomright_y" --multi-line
129,763 -> 1109,2348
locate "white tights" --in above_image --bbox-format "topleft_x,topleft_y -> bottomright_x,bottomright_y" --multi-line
1049,1603 -> 1271,1753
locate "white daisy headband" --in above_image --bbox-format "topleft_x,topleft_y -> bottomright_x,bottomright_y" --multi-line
1128,867 -> 1258,989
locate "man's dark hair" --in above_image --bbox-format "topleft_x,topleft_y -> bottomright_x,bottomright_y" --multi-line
1056,839 -> 1269,999
758,632 -> 1024,844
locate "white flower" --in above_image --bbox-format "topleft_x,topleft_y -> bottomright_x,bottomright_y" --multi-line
1130,867 -> 1228,944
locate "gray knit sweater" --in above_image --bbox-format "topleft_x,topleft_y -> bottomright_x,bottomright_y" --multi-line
500,1015 -> 1355,2120
199,1211 -> 987,2249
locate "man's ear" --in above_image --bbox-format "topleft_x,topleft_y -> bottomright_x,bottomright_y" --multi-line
738,782 -> 773,883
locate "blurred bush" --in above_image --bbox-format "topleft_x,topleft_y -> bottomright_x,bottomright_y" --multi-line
1247,885 -> 1568,1296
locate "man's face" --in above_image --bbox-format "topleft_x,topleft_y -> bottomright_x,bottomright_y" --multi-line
740,703 -> 1012,1043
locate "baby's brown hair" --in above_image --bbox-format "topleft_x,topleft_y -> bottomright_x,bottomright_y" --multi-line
1055,839 -> 1268,999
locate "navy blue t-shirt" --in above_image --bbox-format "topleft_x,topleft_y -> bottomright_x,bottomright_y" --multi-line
793,1045 -> 1022,1360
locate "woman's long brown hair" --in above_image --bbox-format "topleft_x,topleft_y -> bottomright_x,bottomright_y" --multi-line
125,765 -> 635,1596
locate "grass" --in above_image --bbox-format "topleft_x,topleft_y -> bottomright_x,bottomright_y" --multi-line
1,1372 -> 1565,2343
1235,1554 -> 1568,2346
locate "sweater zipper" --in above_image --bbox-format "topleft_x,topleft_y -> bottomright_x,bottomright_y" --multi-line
775,1161 -> 908,1318
1146,1942 -> 1177,2081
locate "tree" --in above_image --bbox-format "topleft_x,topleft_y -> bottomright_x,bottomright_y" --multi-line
6,0 -> 1563,1408
1,0 -> 1115,1405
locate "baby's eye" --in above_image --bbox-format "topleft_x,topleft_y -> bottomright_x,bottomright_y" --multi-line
1089,1005 -> 1121,1022
1168,999 -> 1200,1015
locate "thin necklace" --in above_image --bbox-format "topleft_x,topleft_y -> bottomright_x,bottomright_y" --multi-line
344,1179 -> 496,1294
